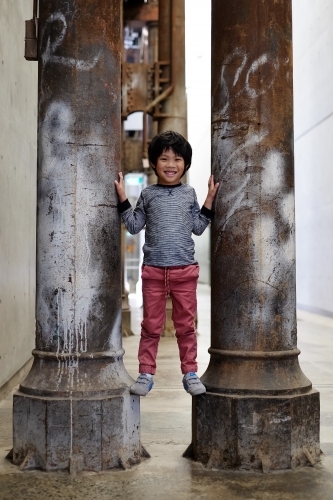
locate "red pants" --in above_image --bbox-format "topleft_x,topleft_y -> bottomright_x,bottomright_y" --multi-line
139,264 -> 199,375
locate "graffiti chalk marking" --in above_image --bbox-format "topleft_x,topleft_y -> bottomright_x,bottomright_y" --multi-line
219,48 -> 279,117
41,12 -> 101,70
245,54 -> 279,99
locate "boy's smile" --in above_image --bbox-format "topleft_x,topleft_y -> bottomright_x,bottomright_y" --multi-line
154,148 -> 186,185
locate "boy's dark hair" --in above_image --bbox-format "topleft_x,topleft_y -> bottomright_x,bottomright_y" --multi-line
148,131 -> 192,175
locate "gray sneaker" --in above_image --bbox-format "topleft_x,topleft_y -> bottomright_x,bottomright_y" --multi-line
182,372 -> 206,396
130,374 -> 154,396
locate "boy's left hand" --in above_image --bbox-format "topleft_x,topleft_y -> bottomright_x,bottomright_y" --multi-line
204,175 -> 220,210
114,172 -> 127,203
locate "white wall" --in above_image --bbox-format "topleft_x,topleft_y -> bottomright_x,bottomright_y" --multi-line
0,1 -> 37,393
293,0 -> 333,316
185,0 -> 211,283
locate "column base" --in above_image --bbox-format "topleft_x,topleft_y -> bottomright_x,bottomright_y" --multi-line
162,299 -> 198,337
162,298 -> 176,337
12,390 -> 145,472
11,349 -> 147,472
122,293 -> 134,337
122,308 -> 134,337
187,389 -> 320,472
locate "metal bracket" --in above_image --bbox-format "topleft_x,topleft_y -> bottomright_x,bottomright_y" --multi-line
121,59 -> 174,160
25,0 -> 38,61
121,60 -> 172,120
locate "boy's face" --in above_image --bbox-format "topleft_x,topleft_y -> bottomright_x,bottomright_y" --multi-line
154,148 -> 186,185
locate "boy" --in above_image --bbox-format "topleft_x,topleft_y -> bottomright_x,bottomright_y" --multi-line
115,131 -> 219,396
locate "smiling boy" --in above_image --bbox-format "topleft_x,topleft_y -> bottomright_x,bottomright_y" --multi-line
115,130 -> 219,396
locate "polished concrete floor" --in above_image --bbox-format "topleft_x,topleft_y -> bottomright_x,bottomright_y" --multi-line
0,284 -> 333,499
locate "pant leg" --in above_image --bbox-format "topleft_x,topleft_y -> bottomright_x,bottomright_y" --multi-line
139,265 -> 167,374
169,264 -> 199,374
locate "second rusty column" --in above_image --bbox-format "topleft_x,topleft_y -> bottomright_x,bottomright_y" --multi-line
190,0 -> 320,472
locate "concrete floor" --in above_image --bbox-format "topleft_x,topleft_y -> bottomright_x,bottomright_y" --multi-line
0,284 -> 333,499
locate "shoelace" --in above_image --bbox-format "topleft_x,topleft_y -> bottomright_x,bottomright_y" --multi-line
185,374 -> 200,384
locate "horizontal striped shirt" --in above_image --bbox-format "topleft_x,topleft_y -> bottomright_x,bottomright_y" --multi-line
119,183 -> 213,267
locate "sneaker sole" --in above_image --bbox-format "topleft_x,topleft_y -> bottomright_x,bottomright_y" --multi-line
183,382 -> 206,396
130,382 -> 153,396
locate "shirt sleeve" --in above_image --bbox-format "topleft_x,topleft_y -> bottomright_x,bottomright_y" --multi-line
118,193 -> 146,235
192,190 -> 213,236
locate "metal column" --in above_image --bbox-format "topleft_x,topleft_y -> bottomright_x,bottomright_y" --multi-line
12,0 -> 141,472
158,0 -> 187,137
189,0 -> 320,472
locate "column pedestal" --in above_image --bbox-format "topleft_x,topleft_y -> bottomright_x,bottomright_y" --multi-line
191,390 -> 319,472
122,292 -> 134,337
13,351 -> 141,472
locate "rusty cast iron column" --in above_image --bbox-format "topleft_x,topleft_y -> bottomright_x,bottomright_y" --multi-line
12,0 -> 142,472
190,0 -> 320,472
158,0 -> 187,137
158,0 -> 171,98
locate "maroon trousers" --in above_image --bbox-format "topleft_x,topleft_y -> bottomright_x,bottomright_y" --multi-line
139,264 -> 199,375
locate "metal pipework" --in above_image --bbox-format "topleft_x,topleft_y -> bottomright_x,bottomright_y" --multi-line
13,0 -> 142,473
158,0 -> 187,137
188,0 -> 320,472
158,0 -> 171,83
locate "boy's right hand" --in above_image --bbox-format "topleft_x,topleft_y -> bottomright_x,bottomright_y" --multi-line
114,172 -> 127,203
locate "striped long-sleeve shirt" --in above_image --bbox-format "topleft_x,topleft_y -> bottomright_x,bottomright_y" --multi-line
118,183 -> 213,267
